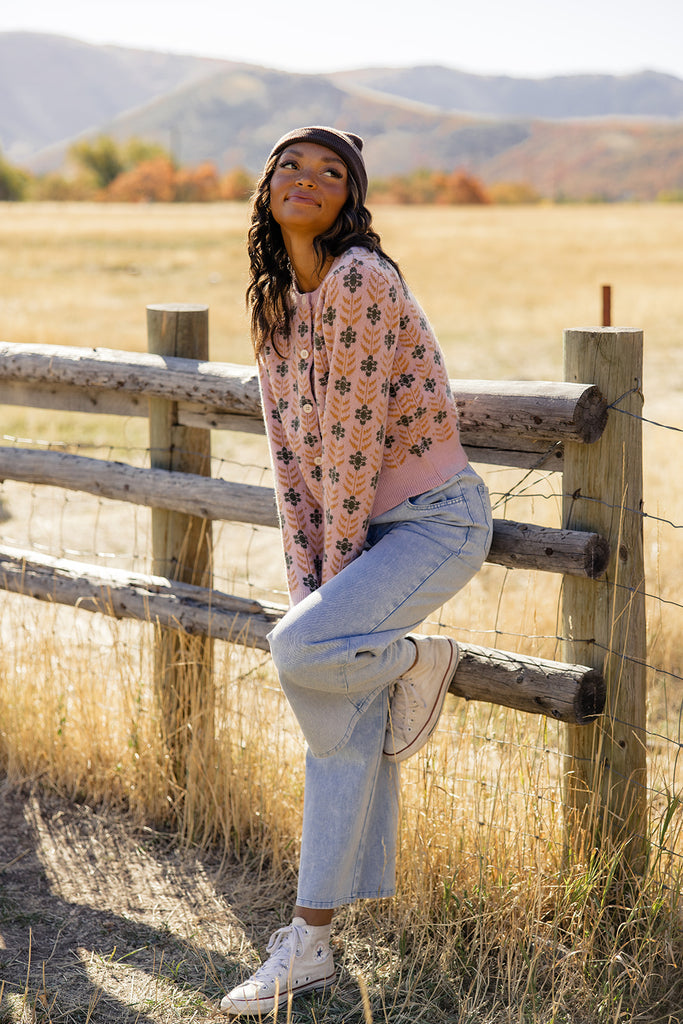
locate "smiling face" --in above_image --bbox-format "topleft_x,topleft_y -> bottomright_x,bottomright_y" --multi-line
268,142 -> 350,244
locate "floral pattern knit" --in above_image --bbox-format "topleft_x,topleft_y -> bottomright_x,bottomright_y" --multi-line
258,246 -> 468,605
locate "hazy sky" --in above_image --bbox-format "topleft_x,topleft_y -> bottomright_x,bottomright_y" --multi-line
2,0 -> 683,79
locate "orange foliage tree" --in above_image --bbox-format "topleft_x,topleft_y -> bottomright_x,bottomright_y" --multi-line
432,170 -> 491,204
369,167 -> 491,205
99,153 -> 253,202
175,162 -> 222,201
102,157 -> 177,202
219,167 -> 254,201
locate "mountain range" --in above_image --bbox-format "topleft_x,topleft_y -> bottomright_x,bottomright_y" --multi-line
2,31 -> 683,200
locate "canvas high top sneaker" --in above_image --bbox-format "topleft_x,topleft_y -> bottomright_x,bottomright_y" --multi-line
383,635 -> 459,762
220,917 -> 336,1015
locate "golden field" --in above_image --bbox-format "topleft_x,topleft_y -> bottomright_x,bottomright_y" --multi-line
0,201 -> 682,1023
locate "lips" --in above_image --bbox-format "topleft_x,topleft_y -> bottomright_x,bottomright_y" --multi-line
286,192 -> 320,205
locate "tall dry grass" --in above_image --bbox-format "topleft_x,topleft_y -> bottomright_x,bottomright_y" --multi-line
1,202 -> 682,1022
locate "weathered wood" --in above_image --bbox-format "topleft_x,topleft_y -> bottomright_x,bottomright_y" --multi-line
177,405 -> 267,436
462,443 -> 565,470
147,306 -> 213,581
451,644 -> 605,725
455,379 -> 607,444
562,328 -> 647,869
0,341 -> 262,412
489,518 -> 609,578
0,380 -> 149,418
147,304 -> 214,796
0,447 -> 609,578
0,343 -> 606,450
0,545 -> 605,727
0,546 -> 282,651
0,447 -> 279,527
0,377 -> 566,466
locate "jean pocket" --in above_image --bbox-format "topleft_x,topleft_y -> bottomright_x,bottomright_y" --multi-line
406,478 -> 466,511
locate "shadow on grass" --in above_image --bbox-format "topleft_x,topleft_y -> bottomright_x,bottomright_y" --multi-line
0,778 -> 265,1022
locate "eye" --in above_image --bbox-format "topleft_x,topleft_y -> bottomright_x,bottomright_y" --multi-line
323,168 -> 344,179
280,158 -> 298,169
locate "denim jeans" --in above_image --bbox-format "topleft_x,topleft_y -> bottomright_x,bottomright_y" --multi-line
267,464 -> 492,908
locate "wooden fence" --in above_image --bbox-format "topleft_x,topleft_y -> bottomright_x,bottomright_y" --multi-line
0,306 -> 646,865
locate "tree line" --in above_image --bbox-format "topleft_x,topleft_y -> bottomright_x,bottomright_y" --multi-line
0,133 -> 537,204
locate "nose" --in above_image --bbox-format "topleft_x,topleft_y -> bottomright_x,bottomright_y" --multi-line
296,168 -> 315,187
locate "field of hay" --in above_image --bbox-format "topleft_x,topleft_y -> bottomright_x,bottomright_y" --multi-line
0,201 -> 682,1024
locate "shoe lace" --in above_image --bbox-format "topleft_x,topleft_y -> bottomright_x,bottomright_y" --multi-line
389,678 -> 426,736
251,921 -> 306,983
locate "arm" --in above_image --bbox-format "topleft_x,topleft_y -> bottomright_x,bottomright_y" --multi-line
259,362 -> 324,604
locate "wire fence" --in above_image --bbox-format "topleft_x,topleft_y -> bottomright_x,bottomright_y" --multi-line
0,395 -> 681,872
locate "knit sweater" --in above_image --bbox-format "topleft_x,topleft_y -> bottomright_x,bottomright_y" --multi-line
258,246 -> 468,605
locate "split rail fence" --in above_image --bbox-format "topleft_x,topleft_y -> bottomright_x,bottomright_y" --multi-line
0,306 -> 646,865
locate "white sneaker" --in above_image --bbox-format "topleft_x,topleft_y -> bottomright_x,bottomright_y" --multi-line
220,917 -> 336,1016
383,635 -> 459,762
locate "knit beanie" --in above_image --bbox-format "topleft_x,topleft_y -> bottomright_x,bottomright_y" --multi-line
267,126 -> 368,201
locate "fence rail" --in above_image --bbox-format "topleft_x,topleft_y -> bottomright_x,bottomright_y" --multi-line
0,307 -> 648,866
0,446 -> 609,578
0,341 -> 606,467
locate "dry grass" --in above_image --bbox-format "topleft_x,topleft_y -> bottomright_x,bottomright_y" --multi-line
1,202 -> 682,1023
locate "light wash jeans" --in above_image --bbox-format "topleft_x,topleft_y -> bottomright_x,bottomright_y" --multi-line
267,464 -> 492,908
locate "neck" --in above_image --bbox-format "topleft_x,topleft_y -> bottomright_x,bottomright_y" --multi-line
282,233 -> 332,293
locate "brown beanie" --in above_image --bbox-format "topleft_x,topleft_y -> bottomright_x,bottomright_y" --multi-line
267,126 -> 368,201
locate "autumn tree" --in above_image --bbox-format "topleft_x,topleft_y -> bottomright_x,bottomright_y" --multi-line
69,135 -> 172,190
175,161 -> 221,201
0,150 -> 29,200
435,170 -> 491,204
102,157 -> 177,202
69,136 -> 124,188
220,167 -> 254,201
27,172 -> 94,201
369,168 -> 491,204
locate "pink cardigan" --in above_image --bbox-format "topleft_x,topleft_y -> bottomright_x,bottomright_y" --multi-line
258,247 -> 468,605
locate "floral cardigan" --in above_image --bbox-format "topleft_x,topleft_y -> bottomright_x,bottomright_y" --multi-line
258,246 -> 468,605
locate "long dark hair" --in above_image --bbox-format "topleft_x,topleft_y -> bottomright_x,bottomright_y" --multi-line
247,151 -> 402,359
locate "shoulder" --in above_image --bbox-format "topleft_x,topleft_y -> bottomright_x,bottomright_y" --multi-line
323,247 -> 403,299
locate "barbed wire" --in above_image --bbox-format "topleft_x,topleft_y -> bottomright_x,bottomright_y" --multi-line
608,385 -> 683,433
489,484 -> 683,533
1,411 -> 681,867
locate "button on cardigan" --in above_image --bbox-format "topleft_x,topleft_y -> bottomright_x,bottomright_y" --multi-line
258,247 -> 468,605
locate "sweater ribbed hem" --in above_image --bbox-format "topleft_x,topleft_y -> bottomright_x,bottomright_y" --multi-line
372,441 -> 469,519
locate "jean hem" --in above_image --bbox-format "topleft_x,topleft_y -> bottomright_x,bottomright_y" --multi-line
294,889 -> 396,909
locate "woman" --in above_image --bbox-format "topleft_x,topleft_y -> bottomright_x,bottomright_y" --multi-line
221,127 -> 492,1016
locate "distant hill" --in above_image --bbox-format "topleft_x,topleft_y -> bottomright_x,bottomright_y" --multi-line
331,66 -> 683,119
2,32 -> 683,200
0,32 -> 231,162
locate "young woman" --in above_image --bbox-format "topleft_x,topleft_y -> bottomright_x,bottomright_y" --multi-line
221,127 -> 492,1016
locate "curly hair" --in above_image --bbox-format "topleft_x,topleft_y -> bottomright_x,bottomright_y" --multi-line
247,152 -> 402,359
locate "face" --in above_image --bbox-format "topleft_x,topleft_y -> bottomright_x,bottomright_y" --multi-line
268,142 -> 349,242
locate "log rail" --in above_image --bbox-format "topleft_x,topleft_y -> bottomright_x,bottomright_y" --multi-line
0,446 -> 609,578
0,333 -> 610,726
0,546 -> 605,727
0,342 -> 607,468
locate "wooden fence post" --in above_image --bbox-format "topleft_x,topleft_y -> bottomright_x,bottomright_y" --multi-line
562,328 -> 647,871
147,303 -> 214,825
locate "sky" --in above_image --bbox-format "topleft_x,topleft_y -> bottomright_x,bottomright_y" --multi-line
2,0 -> 683,80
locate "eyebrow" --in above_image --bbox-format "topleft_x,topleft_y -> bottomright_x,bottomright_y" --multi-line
281,146 -> 346,166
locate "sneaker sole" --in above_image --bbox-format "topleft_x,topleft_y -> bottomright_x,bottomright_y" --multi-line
385,640 -> 459,763
221,969 -> 336,1015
